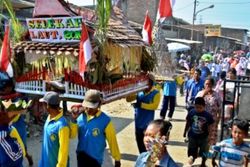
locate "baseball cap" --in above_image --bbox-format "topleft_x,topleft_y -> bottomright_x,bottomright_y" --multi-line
39,91 -> 60,105
82,89 -> 101,109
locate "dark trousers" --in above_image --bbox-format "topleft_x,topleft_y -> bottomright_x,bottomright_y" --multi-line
180,83 -> 184,95
135,128 -> 146,153
188,136 -> 209,160
160,95 -> 176,119
77,151 -> 101,167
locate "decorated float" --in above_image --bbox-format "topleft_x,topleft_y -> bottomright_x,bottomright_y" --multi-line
12,0 -> 156,103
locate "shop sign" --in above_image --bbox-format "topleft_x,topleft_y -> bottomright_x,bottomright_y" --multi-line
26,16 -> 83,43
204,25 -> 221,37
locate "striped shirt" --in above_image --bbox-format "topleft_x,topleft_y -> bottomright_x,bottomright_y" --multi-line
212,138 -> 250,167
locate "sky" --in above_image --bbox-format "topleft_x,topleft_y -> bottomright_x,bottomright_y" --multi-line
68,0 -> 250,30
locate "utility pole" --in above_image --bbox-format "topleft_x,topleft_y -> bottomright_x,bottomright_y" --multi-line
191,0 -> 197,41
191,0 -> 214,41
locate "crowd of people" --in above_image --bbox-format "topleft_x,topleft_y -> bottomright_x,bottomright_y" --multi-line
1,49 -> 250,167
176,50 -> 250,166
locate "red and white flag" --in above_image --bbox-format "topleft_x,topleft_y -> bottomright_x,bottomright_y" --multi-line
156,0 -> 175,23
79,23 -> 92,78
0,25 -> 13,78
142,11 -> 153,46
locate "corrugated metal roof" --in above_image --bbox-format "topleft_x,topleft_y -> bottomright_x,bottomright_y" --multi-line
165,38 -> 202,44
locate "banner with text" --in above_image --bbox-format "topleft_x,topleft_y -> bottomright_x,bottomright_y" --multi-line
204,25 -> 221,37
26,16 -> 83,43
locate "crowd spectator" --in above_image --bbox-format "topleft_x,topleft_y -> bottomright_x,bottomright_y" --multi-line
185,69 -> 204,112
214,71 -> 227,100
196,77 -> 222,145
212,118 -> 250,167
183,97 -> 214,167
135,119 -> 178,167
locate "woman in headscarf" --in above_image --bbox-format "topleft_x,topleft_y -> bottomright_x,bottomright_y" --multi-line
196,77 -> 222,145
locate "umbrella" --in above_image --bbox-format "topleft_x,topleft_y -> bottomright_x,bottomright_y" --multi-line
201,53 -> 213,61
167,42 -> 191,52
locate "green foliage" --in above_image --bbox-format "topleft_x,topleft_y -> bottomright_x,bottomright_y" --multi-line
95,0 -> 111,45
0,0 -> 26,43
86,0 -> 112,84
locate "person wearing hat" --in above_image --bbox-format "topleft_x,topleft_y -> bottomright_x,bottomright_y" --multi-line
0,71 -> 26,167
39,91 -> 70,167
126,73 -> 161,153
70,89 -> 121,167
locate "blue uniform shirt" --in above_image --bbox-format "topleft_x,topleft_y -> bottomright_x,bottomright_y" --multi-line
39,113 -> 69,167
0,126 -> 23,167
12,115 -> 27,147
76,112 -> 111,165
186,79 -> 204,106
163,81 -> 177,96
135,89 -> 159,130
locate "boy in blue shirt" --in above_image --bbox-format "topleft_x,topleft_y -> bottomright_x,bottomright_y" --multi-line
183,97 -> 214,167
212,118 -> 250,167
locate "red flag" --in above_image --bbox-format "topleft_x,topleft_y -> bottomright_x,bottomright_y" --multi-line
142,11 -> 153,45
0,25 -> 13,78
156,0 -> 175,23
79,23 -> 92,78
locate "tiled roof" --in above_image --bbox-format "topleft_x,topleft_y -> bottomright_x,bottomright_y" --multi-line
68,5 -> 145,46
14,41 -> 79,56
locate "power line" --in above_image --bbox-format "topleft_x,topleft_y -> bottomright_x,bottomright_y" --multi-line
200,1 -> 250,5
174,2 -> 193,12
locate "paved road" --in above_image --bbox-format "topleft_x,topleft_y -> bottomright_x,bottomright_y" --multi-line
24,91 -> 206,167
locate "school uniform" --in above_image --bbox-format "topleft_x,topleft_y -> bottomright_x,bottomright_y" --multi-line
134,88 -> 160,153
71,110 -> 120,167
0,125 -> 25,167
39,111 -> 70,167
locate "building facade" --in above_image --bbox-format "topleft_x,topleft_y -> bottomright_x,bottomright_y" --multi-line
121,0 -> 159,25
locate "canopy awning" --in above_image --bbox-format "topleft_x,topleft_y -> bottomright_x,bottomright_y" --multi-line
165,38 -> 202,44
167,42 -> 191,52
